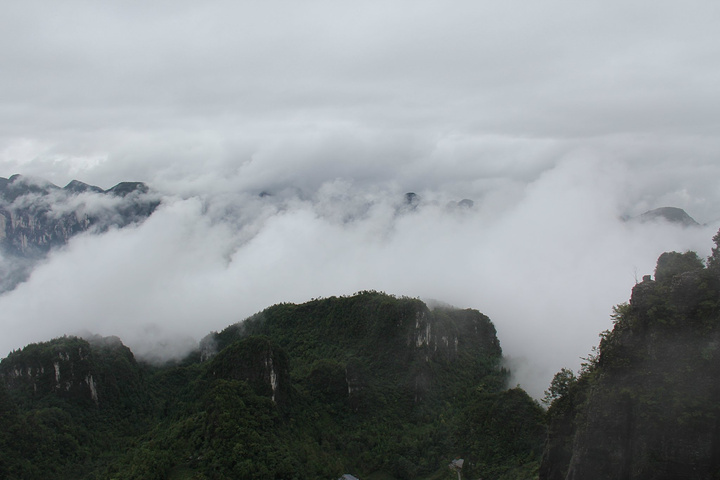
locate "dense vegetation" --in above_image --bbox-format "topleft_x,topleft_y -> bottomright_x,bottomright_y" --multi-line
541,232 -> 720,479
0,292 -> 545,480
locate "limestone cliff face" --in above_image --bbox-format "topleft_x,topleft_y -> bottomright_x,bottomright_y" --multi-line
0,338 -> 99,403
409,306 -> 500,362
0,335 -> 143,408
540,251 -> 720,480
404,306 -> 501,402
0,174 -> 158,258
207,336 -> 290,405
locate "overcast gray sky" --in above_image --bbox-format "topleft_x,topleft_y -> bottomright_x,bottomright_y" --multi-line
1,1 -> 719,397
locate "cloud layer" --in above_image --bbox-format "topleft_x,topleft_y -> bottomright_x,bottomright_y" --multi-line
0,161 -> 716,398
1,1 -> 720,397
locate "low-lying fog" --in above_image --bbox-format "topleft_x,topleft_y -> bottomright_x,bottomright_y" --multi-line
1,156 -> 717,398
2,1 -> 720,398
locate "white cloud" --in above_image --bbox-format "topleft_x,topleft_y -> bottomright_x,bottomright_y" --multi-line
1,1 -> 720,397
0,161 -> 716,398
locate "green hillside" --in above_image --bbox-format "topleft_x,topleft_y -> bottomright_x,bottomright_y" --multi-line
0,292 -> 545,480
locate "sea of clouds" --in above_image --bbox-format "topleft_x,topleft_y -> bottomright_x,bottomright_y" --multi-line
1,153 -> 717,398
2,1 -> 720,397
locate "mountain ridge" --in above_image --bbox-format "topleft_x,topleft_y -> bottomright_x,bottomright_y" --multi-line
0,291 -> 545,479
0,174 -> 159,292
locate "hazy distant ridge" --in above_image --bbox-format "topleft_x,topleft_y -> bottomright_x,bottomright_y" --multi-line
0,174 -> 159,292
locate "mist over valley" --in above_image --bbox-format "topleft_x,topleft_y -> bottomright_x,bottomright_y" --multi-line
2,2 -> 720,478
0,170 -> 714,400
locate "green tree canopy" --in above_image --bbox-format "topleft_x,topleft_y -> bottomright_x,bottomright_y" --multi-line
654,251 -> 704,283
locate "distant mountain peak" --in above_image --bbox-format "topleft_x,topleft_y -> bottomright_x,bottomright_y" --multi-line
63,179 -> 104,194
106,181 -> 150,197
637,207 -> 700,226
0,174 -> 60,202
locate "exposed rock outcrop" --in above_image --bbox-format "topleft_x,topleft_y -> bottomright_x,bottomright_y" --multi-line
207,336 -> 290,405
203,292 -> 503,412
0,335 -> 144,408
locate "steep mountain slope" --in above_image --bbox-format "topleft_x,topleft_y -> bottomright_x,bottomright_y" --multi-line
0,292 -> 545,480
541,237 -> 720,479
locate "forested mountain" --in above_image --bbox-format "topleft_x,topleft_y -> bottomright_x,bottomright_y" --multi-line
0,292 -> 545,480
540,233 -> 720,479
